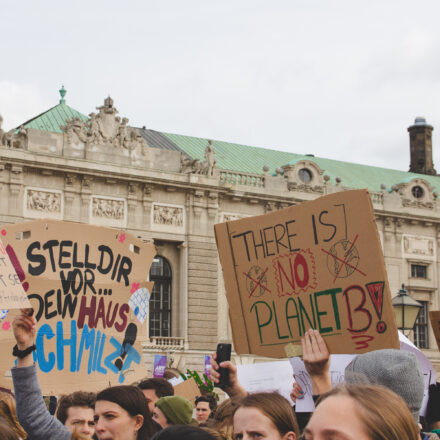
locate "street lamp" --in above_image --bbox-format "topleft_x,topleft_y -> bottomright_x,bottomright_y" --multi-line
392,284 -> 422,335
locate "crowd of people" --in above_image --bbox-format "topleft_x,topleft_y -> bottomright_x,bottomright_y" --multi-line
0,310 -> 438,440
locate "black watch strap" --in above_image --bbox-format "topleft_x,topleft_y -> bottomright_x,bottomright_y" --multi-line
12,344 -> 36,358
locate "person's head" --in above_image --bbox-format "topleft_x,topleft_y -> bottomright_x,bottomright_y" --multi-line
95,385 -> 158,440
209,398 -> 236,439
304,384 -> 420,440
195,395 -> 217,423
153,396 -> 193,429
55,391 -> 96,439
138,379 -> 174,414
233,392 -> 298,440
0,392 -> 27,439
0,417 -> 21,440
151,425 -> 217,440
344,349 -> 424,421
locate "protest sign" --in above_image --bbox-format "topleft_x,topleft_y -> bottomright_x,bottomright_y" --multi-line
153,354 -> 167,378
0,237 -> 31,310
236,360 -> 295,405
429,311 -> 440,351
0,220 -> 155,394
215,189 -> 399,358
173,377 -> 201,407
291,331 -> 436,415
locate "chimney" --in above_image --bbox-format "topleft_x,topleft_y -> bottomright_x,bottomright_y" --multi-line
408,117 -> 436,175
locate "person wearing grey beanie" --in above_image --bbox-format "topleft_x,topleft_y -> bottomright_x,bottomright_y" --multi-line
344,349 -> 424,422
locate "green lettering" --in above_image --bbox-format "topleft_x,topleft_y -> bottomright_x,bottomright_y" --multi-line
298,295 -> 316,334
285,297 -> 301,337
272,301 -> 288,340
250,301 -> 272,344
314,288 -> 342,334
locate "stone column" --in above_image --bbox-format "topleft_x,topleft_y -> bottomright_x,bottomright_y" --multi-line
80,177 -> 91,223
178,242 -> 189,348
9,165 -> 23,216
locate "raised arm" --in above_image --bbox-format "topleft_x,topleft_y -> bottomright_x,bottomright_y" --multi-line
11,309 -> 71,440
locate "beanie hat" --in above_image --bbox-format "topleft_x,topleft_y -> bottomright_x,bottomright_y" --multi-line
155,396 -> 193,425
345,349 -> 424,421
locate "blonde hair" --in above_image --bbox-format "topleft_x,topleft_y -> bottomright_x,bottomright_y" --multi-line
316,384 -> 420,440
0,392 -> 27,439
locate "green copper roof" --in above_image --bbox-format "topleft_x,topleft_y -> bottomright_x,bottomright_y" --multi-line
18,96 -> 440,194
162,132 -> 296,173
162,132 -> 440,193
20,103 -> 88,134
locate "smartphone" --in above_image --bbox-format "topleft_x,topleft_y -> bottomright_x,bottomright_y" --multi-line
216,343 -> 231,389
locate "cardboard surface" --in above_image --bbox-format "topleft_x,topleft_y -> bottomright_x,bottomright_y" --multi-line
173,377 -> 200,407
429,311 -> 440,351
0,220 -> 156,394
215,190 -> 399,357
0,237 -> 31,309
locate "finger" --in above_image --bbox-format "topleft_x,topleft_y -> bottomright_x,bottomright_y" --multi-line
210,355 -> 220,371
219,360 -> 236,373
309,329 -> 320,355
314,329 -> 328,355
303,329 -> 313,359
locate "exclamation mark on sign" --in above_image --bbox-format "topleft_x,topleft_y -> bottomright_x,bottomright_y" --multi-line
5,244 -> 29,292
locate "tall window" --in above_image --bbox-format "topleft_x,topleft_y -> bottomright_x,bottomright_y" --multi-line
414,301 -> 429,349
149,256 -> 172,337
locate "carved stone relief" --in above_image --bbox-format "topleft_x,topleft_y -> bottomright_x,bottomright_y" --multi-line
24,188 -> 63,219
402,234 -> 435,259
92,197 -> 125,220
221,213 -> 249,222
153,205 -> 184,227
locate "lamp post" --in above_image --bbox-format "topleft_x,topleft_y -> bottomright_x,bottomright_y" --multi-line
392,284 -> 423,335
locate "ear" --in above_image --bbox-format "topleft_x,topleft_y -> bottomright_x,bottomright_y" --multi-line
134,414 -> 144,430
282,432 -> 296,440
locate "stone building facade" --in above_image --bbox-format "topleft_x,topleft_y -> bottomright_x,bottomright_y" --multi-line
0,91 -> 439,374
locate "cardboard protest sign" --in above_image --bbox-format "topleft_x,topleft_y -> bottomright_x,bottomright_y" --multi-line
429,311 -> 440,351
173,377 -> 200,407
215,189 -> 399,358
0,237 -> 31,310
0,220 -> 155,394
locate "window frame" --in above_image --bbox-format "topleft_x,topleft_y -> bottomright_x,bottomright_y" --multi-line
413,300 -> 429,349
148,256 -> 172,337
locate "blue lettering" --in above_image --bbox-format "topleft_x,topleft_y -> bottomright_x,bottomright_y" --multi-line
56,320 -> 77,372
76,324 -> 95,374
36,324 -> 55,372
96,333 -> 107,374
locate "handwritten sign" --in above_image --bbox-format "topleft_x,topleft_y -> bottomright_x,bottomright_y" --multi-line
429,311 -> 440,351
0,220 -> 155,394
215,190 -> 399,357
0,237 -> 31,310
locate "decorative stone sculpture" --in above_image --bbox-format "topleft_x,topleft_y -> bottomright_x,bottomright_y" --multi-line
62,97 -> 149,160
153,205 -> 184,227
180,140 -> 217,176
26,190 -> 61,213
92,197 -> 125,220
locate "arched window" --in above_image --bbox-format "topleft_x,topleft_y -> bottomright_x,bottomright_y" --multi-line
149,256 -> 172,337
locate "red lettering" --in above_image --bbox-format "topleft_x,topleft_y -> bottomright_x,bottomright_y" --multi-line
115,303 -> 129,332
343,285 -> 372,333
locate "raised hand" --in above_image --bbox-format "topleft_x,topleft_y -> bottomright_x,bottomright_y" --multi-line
209,352 -> 247,400
301,329 -> 331,395
13,308 -> 36,350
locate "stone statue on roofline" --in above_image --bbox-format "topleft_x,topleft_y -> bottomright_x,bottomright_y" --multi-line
180,140 -> 217,176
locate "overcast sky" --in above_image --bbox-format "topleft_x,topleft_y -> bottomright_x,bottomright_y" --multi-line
2,0 -> 440,171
